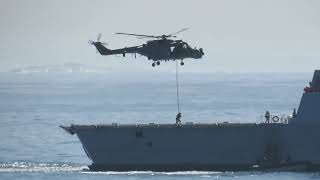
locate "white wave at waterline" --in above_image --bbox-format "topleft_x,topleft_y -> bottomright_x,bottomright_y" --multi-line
81,170 -> 223,176
0,162 -> 87,173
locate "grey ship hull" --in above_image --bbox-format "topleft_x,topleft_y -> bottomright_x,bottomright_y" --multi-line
64,122 -> 320,171
61,70 -> 320,171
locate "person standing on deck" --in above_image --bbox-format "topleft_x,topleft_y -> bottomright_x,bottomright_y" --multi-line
292,108 -> 297,118
265,111 -> 271,123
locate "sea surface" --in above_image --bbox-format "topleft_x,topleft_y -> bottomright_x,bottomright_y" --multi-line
1,71 -> 319,179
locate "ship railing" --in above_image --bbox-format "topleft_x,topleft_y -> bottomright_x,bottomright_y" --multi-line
257,114 -> 292,124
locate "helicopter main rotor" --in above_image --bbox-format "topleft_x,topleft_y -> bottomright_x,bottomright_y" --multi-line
115,28 -> 189,39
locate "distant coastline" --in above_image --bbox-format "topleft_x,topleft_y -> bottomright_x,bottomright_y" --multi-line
9,63 -> 112,74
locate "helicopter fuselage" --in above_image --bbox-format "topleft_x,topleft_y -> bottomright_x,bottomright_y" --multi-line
91,38 -> 204,66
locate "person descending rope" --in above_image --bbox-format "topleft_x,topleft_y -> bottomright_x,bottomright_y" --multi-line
176,112 -> 182,125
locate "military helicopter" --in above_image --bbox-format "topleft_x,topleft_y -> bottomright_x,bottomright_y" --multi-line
89,28 -> 204,67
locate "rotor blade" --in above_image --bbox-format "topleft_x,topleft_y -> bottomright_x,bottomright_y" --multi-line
115,32 -> 156,38
88,40 -> 94,45
168,28 -> 189,36
137,36 -> 158,39
97,33 -> 102,41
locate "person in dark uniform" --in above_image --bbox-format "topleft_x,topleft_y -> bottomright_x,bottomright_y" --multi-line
292,108 -> 297,118
265,111 -> 271,123
176,112 -> 182,125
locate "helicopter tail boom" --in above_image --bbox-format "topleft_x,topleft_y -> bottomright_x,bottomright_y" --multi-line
92,42 -> 113,55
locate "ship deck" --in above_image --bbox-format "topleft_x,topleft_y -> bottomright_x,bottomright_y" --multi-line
70,122 -> 288,129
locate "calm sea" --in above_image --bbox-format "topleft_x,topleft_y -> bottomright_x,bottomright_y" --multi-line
0,71 -> 319,179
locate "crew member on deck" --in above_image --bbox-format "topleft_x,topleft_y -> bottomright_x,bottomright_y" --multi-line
265,111 -> 271,123
292,108 -> 297,118
176,112 -> 182,125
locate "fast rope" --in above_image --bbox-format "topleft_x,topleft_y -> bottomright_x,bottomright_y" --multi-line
175,60 -> 180,113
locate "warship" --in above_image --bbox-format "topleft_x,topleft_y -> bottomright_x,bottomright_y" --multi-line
61,70 -> 320,171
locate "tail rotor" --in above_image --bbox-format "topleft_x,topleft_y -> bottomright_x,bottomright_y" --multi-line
89,33 -> 108,54
88,40 -> 94,45
97,33 -> 102,42
89,33 -> 108,46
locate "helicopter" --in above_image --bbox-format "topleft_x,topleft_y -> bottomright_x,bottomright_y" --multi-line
89,28 -> 204,67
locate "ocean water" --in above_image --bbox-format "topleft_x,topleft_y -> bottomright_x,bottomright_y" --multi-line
0,71 -> 319,180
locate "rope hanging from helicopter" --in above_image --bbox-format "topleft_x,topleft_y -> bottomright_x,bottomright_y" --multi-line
175,60 -> 181,113
175,60 -> 182,125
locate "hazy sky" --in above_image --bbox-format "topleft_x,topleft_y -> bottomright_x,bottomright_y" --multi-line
1,0 -> 319,73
